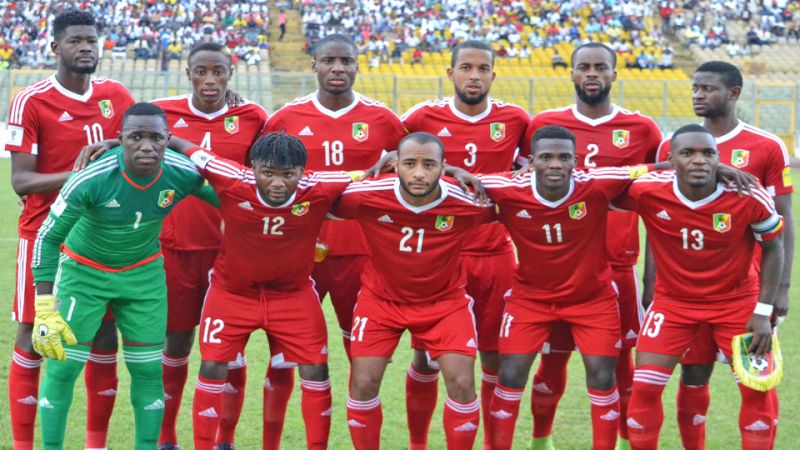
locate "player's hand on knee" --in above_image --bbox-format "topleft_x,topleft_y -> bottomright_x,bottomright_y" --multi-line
32,295 -> 78,361
745,313 -> 772,357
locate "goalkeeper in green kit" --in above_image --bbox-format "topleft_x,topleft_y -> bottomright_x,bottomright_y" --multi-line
30,102 -> 218,449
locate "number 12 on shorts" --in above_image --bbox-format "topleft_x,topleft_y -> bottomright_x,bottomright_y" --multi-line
202,317 -> 224,344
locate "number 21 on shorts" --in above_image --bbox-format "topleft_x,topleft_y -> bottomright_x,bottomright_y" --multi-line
641,310 -> 665,338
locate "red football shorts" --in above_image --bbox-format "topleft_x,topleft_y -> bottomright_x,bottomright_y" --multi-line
351,292 -> 478,360
637,295 -> 756,359
680,324 -> 720,364
461,251 -> 516,352
164,247 -> 218,332
499,291 -> 621,357
312,254 -> 368,337
199,281 -> 328,365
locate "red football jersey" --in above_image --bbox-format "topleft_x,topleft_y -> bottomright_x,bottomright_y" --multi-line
186,147 -> 353,295
614,171 -> 783,302
4,75 -> 135,239
656,120 -> 793,197
153,95 -> 268,251
401,97 -> 530,255
527,104 -> 663,266
264,91 -> 406,256
332,175 -> 494,304
482,167 -> 641,302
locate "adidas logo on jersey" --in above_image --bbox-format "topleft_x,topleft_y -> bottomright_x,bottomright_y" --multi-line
198,407 -> 218,418
97,388 -> 117,397
299,126 -> 314,136
490,409 -> 513,419
533,382 -> 552,394
627,418 -> 644,430
656,210 -> 671,220
466,338 -> 477,348
516,209 -> 532,219
59,111 -> 73,122
39,397 -> 54,409
17,395 -> 37,405
626,329 -> 638,340
437,127 -> 452,137
104,199 -> 121,208
600,410 -> 620,421
238,201 -> 253,210
348,419 -> 366,428
174,118 -> 188,128
693,414 -> 706,426
454,421 -> 478,432
144,399 -> 165,410
745,420 -> 770,431
377,215 -> 393,223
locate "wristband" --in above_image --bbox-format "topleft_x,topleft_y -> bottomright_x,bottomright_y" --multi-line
753,302 -> 774,317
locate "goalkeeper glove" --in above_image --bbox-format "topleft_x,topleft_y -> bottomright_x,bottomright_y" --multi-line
32,294 -> 77,361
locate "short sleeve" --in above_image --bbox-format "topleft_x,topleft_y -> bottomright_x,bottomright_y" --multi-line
331,187 -> 362,219
655,138 -> 671,163
186,147 -> 249,193
762,139 -> 793,196
749,187 -> 784,242
4,94 -> 39,154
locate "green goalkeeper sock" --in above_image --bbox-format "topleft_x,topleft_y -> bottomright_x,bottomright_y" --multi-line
123,344 -> 164,450
529,435 -> 557,450
39,344 -> 90,450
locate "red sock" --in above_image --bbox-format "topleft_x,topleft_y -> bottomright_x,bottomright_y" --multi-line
616,348 -> 634,441
768,388 -> 779,449
159,353 -> 190,445
193,376 -> 225,450
8,347 -> 42,450
443,396 -> 480,450
405,364 -> 439,448
84,349 -> 118,449
627,366 -> 671,450
738,382 -> 774,450
480,368 -> 498,449
531,352 -> 569,438
301,378 -> 332,450
676,382 -> 709,450
588,387 -> 620,450
263,366 -> 295,450
217,361 -> 247,445
347,396 -> 382,450
488,384 -> 523,450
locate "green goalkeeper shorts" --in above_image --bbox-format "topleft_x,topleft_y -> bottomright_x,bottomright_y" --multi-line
53,253 -> 167,344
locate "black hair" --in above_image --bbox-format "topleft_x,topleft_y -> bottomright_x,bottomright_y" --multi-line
122,102 -> 167,128
571,42 -> 617,69
531,125 -> 576,153
313,34 -> 358,59
250,132 -> 308,168
53,9 -> 96,42
398,132 -> 445,161
695,60 -> 743,89
188,42 -> 232,65
451,40 -> 495,67
670,123 -> 714,144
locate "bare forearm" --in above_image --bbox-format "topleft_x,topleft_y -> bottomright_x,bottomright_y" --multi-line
36,282 -> 54,296
11,171 -> 70,196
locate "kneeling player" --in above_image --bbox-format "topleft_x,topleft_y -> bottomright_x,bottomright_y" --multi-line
618,125 -> 783,450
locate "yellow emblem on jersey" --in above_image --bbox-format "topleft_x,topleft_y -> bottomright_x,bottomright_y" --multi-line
347,170 -> 366,182
292,201 -> 310,216
713,213 -> 731,233
783,167 -> 792,187
98,100 -> 114,119
568,201 -> 587,220
158,190 -> 175,208
435,215 -> 454,231
731,149 -> 750,168
629,165 -> 649,179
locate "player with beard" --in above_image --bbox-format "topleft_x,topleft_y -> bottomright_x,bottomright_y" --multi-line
4,10 -> 135,449
523,43 -> 663,450
399,40 -> 529,450
654,61 -> 792,450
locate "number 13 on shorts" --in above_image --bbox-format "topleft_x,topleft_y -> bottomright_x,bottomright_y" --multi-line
641,310 -> 665,338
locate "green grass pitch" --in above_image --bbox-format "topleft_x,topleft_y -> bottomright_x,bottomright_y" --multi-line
0,158 -> 797,449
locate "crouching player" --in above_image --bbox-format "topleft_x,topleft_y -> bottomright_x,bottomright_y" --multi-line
618,125 -> 784,450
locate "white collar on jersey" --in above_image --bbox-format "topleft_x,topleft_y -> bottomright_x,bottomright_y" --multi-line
187,96 -> 229,120
447,96 -> 494,123
711,119 -> 744,144
311,90 -> 361,119
569,103 -> 621,127
672,176 -> 724,210
393,178 -> 449,213
256,189 -> 297,209
49,74 -> 94,102
530,172 -> 576,208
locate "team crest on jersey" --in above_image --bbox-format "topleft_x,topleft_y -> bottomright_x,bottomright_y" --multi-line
731,149 -> 750,168
98,100 -> 114,118
713,213 -> 732,233
568,201 -> 587,220
353,122 -> 369,142
490,122 -> 506,142
291,201 -> 310,216
435,215 -> 454,231
224,116 -> 239,134
158,190 -> 176,208
612,129 -> 630,149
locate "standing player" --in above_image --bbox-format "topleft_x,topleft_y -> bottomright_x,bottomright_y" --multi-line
621,125 -> 784,450
4,10 -> 135,450
399,40 -> 529,449
337,133 -> 493,450
261,33 -> 405,449
31,103 -> 218,450
524,42 -> 663,449
654,61 -> 793,450
151,42 -> 268,450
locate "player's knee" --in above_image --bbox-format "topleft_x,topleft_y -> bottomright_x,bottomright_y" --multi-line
92,321 -> 119,350
199,360 -> 229,380
299,363 -> 328,382
442,371 -> 475,401
585,362 -> 616,391
680,363 -> 714,385
164,330 -> 195,356
497,365 -> 528,389
350,370 -> 382,399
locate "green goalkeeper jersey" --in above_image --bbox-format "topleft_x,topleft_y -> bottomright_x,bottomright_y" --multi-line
32,147 -> 218,282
